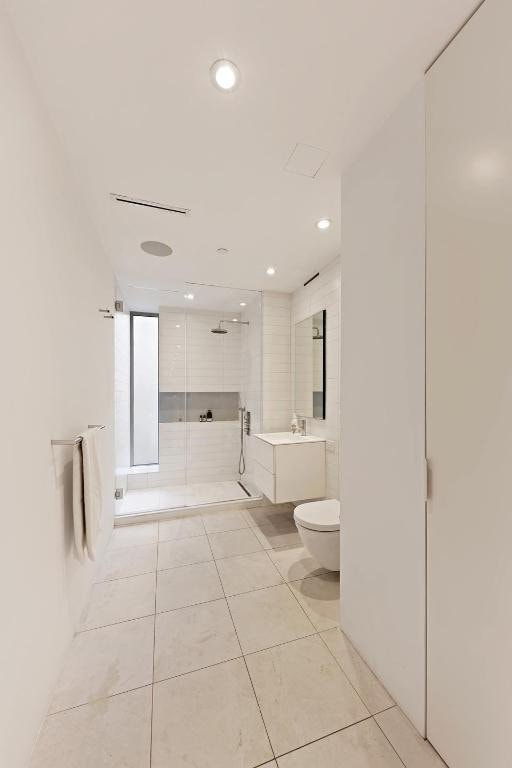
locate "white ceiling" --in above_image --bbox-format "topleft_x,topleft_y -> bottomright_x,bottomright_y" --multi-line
7,0 -> 478,299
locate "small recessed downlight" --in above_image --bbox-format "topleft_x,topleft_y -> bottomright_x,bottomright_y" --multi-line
210,59 -> 240,91
239,302 -> 247,307
175,324 -> 181,328
316,218 -> 331,231
184,293 -> 194,300
140,240 -> 173,257
232,318 -> 238,322
266,266 -> 276,276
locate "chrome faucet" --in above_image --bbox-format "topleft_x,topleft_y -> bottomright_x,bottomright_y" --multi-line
297,417 -> 307,436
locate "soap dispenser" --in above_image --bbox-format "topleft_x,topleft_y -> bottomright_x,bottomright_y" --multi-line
291,413 -> 298,434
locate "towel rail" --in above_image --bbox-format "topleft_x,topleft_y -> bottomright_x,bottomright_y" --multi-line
51,425 -> 106,446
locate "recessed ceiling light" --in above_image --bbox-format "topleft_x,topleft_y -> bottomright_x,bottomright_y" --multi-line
232,318 -> 238,322
140,240 -> 173,257
184,293 -> 194,300
217,247 -> 229,255
210,59 -> 240,91
239,302 -> 247,307
316,218 -> 331,231
266,266 -> 276,276
175,324 -> 181,328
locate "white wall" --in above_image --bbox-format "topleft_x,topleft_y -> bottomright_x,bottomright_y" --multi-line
339,83 -> 426,733
0,10 -> 115,767
292,258 -> 341,499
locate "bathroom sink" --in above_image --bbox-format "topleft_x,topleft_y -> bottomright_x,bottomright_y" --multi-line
253,432 -> 326,446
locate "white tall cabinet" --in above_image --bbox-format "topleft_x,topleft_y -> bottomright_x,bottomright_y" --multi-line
426,1 -> 512,765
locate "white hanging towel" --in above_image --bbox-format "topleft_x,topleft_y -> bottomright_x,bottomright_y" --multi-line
72,427 -> 103,561
72,440 -> 87,562
81,427 -> 103,561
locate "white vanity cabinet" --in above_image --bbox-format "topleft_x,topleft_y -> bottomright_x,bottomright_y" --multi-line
252,433 -> 326,503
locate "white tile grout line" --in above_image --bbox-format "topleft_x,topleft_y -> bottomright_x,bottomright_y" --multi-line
207,533 -> 278,763
149,555 -> 157,768
372,714 -> 408,768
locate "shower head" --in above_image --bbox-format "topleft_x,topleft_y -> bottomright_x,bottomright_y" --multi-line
211,323 -> 228,334
210,319 -> 249,334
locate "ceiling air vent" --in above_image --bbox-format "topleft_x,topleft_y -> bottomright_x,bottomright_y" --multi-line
110,193 -> 190,216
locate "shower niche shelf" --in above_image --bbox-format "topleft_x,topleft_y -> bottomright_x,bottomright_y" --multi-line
159,391 -> 240,423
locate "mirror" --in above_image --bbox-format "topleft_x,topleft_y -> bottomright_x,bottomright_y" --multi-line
294,309 -> 326,419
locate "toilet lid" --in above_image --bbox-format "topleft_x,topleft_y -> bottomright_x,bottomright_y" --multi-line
294,499 -> 340,532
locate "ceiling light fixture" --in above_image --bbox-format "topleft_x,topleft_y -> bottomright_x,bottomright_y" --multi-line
210,59 -> 240,92
316,218 -> 331,231
239,302 -> 247,307
232,318 -> 238,322
266,266 -> 276,276
175,324 -> 181,328
184,293 -> 194,300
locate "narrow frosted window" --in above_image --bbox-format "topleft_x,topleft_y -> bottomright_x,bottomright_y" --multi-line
131,313 -> 159,465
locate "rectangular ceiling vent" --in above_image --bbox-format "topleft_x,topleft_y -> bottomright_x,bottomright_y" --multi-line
304,272 -> 320,287
110,193 -> 190,216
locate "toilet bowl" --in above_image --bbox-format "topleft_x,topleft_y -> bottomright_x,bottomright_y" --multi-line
294,499 -> 340,572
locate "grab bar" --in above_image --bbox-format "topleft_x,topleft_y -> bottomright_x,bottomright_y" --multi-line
51,425 -> 106,446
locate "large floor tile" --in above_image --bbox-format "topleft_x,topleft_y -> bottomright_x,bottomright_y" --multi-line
157,536 -> 212,569
268,545 -> 327,582
253,522 -> 301,550
202,509 -> 250,534
243,505 -> 295,528
31,686 -> 152,768
159,516 -> 205,541
152,658 -> 273,768
156,561 -> 223,612
321,628 -> 394,714
80,573 -> 156,630
216,551 -> 283,596
276,718 -> 403,767
108,522 -> 158,549
95,543 -> 157,582
154,599 -> 241,680
288,573 -> 340,631
246,635 -> 369,756
375,707 -> 447,767
50,616 -> 154,713
228,584 -> 315,653
208,528 -> 263,559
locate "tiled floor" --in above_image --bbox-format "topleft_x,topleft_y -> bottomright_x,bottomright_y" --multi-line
120,480 -> 255,515
31,504 -> 447,768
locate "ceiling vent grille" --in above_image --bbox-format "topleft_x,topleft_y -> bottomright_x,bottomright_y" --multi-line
110,193 -> 190,216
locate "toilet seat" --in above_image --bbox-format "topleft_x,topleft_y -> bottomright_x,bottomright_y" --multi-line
294,499 -> 340,532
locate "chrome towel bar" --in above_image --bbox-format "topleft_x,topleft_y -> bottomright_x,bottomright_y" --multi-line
51,425 -> 106,446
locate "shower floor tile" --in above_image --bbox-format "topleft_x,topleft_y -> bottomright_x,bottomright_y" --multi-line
120,480 -> 251,515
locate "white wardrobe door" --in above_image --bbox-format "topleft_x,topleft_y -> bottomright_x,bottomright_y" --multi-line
426,1 -> 512,766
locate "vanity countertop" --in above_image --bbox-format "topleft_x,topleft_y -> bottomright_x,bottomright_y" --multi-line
253,432 -> 326,446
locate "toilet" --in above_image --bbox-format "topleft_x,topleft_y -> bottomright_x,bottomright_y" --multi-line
294,499 -> 340,571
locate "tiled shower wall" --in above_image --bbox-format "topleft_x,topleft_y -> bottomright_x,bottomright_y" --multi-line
128,307 -> 243,490
261,292 -> 292,432
241,296 -> 263,486
291,257 -> 341,498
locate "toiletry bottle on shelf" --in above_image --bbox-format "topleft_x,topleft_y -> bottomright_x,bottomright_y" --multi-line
206,409 -> 213,422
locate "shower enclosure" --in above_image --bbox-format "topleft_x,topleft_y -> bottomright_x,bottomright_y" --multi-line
117,285 -> 262,515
